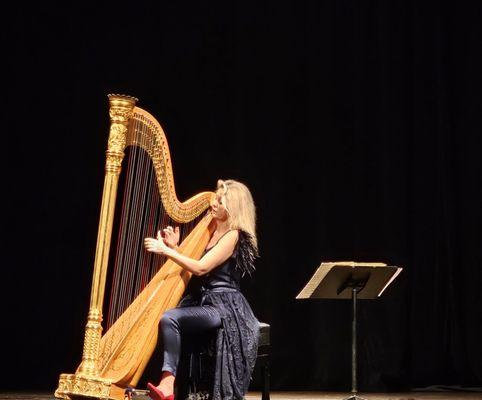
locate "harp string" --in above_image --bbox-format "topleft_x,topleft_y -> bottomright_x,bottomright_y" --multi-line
124,120 -> 147,318
105,117 -> 166,327
107,117 -> 138,328
119,125 -> 139,320
105,115 -> 208,331
126,119 -> 150,310
108,117 -> 149,327
117,143 -> 137,322
138,145 -> 153,292
130,124 -> 148,303
146,150 -> 164,285
145,121 -> 164,284
136,130 -> 156,296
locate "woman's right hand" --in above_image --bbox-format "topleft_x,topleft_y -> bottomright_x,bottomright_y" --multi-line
162,226 -> 180,249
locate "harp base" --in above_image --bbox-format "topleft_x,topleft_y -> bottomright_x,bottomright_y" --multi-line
55,373 -> 126,400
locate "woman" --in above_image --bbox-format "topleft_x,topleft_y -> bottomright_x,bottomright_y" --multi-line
144,179 -> 260,400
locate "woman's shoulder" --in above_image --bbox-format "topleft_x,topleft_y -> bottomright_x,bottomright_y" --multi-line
227,229 -> 240,240
217,229 -> 239,249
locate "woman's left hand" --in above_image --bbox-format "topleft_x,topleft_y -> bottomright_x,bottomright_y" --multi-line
144,231 -> 170,255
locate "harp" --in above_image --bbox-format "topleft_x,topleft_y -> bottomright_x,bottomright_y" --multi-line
55,95 -> 214,400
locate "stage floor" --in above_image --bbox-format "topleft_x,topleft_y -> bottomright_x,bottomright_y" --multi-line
2,392 -> 482,400
246,392 -> 482,400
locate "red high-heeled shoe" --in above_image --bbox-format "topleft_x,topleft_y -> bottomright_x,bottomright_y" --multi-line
147,383 -> 174,400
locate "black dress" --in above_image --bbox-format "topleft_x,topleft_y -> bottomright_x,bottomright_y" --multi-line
176,230 -> 259,400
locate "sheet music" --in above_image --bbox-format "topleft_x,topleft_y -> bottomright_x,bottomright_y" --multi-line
296,263 -> 333,299
377,266 -> 403,297
296,261 -> 387,299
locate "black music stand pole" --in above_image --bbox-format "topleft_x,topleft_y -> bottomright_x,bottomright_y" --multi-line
346,284 -> 366,400
296,262 -> 403,400
336,273 -> 370,400
351,287 -> 360,399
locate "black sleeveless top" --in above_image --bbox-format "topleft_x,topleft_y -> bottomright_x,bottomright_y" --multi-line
199,247 -> 242,290
184,230 -> 257,297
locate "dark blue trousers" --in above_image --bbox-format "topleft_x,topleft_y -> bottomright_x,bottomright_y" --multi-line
160,306 -> 222,376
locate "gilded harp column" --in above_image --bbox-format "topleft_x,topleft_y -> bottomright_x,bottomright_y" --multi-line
78,94 -> 137,377
55,94 -> 137,399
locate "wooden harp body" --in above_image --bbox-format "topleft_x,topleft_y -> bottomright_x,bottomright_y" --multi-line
55,95 -> 214,400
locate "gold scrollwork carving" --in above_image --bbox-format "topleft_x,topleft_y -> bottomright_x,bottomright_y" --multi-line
106,151 -> 124,174
55,374 -> 112,400
78,308 -> 103,377
105,95 -> 137,173
107,124 -> 127,154
128,109 -> 213,222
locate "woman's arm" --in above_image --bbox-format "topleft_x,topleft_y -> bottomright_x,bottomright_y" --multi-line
145,230 -> 239,276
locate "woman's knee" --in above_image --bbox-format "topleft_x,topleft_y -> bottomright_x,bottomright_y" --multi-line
160,309 -> 180,332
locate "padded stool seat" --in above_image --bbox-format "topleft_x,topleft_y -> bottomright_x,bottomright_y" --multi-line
258,322 -> 271,347
255,321 -> 271,400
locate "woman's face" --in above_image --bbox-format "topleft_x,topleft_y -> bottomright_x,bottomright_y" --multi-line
211,190 -> 229,221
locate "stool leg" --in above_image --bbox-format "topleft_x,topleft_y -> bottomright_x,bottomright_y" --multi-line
262,358 -> 270,400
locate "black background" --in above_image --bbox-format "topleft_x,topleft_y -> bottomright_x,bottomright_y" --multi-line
2,0 -> 482,393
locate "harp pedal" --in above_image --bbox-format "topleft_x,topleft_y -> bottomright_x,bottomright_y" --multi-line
124,387 -> 149,400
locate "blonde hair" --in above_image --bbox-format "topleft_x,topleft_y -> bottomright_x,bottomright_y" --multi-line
217,179 -> 257,250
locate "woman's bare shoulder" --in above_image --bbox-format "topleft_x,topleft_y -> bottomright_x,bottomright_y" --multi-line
222,229 -> 239,245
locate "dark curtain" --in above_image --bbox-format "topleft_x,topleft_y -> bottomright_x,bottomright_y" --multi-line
2,0 -> 481,392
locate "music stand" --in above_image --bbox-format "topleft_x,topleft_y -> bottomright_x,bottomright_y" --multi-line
296,261 -> 402,400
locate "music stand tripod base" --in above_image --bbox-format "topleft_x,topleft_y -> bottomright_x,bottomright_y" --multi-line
344,395 -> 366,400
296,262 -> 403,400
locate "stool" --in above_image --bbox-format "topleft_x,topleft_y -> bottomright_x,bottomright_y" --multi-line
256,322 -> 271,400
182,321 -> 271,399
